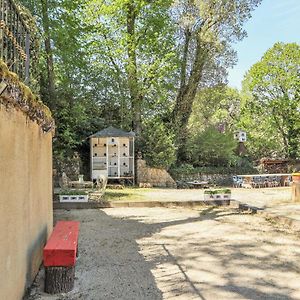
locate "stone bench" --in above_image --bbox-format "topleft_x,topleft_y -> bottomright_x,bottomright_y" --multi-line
43,221 -> 80,294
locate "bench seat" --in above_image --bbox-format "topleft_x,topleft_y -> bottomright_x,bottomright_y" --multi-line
43,221 -> 80,294
44,221 -> 79,267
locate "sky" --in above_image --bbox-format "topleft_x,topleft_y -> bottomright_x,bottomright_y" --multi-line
227,0 -> 300,89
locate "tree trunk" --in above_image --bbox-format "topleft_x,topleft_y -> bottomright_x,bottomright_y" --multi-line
172,36 -> 208,162
41,0 -> 55,103
45,266 -> 75,294
126,3 -> 142,138
287,126 -> 299,159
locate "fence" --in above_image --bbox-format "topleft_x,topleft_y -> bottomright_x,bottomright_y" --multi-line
0,0 -> 30,82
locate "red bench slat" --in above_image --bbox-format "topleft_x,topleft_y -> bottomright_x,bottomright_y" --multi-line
43,221 -> 80,267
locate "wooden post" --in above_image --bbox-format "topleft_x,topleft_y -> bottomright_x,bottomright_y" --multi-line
45,266 -> 75,294
291,183 -> 300,202
292,173 -> 300,202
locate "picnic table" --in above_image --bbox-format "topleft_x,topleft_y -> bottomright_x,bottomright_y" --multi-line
68,180 -> 93,188
187,181 -> 209,189
233,173 -> 291,188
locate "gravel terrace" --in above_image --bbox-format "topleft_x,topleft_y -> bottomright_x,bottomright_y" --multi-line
105,187 -> 291,208
27,206 -> 300,300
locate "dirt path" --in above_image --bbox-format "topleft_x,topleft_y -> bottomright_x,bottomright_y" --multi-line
28,207 -> 300,300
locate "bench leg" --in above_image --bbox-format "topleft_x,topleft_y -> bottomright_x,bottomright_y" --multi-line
45,266 -> 75,294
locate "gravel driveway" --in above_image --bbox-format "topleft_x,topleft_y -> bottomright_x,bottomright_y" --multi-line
28,207 -> 300,300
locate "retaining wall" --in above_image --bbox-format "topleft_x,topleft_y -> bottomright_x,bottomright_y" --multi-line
0,105 -> 53,300
175,173 -> 233,187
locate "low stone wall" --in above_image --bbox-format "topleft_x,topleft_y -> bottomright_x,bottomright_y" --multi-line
53,154 -> 81,187
136,159 -> 176,188
174,173 -> 233,188
0,105 -> 53,299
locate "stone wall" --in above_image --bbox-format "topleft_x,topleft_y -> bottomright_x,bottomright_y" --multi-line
0,105 -> 53,300
53,153 -> 81,187
136,159 -> 176,188
174,173 -> 233,188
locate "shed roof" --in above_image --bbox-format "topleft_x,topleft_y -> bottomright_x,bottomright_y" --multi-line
90,126 -> 135,138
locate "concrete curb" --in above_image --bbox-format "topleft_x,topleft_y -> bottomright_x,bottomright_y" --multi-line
53,199 -> 300,232
110,200 -> 231,208
53,202 -> 111,209
53,199 -> 231,210
232,200 -> 300,232
257,210 -> 300,231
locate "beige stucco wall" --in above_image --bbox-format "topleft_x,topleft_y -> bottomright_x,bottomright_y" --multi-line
0,105 -> 53,300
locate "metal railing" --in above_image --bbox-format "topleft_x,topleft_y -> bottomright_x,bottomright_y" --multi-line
0,0 -> 30,82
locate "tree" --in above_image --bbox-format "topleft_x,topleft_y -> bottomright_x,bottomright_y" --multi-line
84,0 -> 178,137
171,0 -> 262,162
40,0 -> 55,101
186,85 -> 241,167
83,0 -> 261,162
19,0 -> 105,159
242,42 -> 300,159
140,117 -> 176,169
17,0 -> 262,170
187,126 -> 237,167
189,85 -> 241,133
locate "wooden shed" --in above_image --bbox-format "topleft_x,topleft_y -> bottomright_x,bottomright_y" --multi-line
89,126 -> 135,182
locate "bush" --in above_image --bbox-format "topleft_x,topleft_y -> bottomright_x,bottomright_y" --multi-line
187,127 -> 237,167
59,190 -> 88,195
204,189 -> 231,195
170,162 -> 257,179
140,118 -> 176,169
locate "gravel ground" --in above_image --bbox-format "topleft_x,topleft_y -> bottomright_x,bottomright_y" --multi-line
28,207 -> 300,300
105,187 -> 291,208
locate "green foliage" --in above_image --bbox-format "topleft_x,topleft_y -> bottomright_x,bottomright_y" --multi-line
170,163 -> 195,176
19,0 -> 106,161
0,59 -> 54,132
83,0 -> 179,132
189,85 -> 241,133
204,189 -> 231,195
59,190 -> 88,195
183,85 -> 247,171
238,105 -> 284,159
140,118 -> 176,169
187,126 -> 237,167
170,160 -> 256,179
241,42 -> 300,159
171,0 -> 261,161
16,0 -> 262,170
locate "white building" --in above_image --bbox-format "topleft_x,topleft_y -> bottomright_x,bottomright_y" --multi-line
234,130 -> 247,142
89,126 -> 135,182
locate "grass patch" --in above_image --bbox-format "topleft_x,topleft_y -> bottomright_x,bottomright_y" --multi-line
204,189 -> 231,195
104,191 -> 131,200
104,188 -> 148,201
59,189 -> 88,195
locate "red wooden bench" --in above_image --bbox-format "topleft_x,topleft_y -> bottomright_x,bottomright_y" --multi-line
43,221 -> 80,294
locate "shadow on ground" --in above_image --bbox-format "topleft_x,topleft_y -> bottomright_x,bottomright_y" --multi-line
27,207 -> 300,300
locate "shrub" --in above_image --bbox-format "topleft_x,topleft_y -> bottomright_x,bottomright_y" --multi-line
187,126 -> 237,167
140,118 -> 176,169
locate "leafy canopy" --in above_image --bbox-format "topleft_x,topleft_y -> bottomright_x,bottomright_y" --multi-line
241,42 -> 300,159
